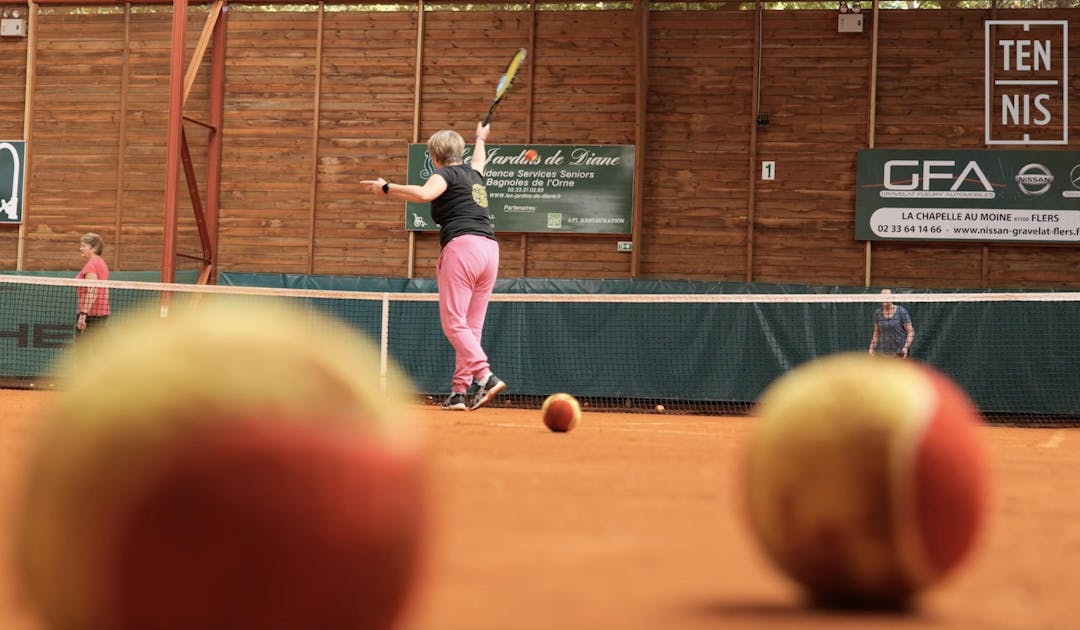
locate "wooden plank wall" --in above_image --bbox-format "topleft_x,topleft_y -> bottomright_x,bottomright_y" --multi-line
315,10 -> 420,276
24,10 -> 124,269
0,6 -> 210,273
122,8 -> 210,273
752,10 -> 873,286
646,8 -> 755,281
0,4 -> 1077,289
0,13 -> 27,267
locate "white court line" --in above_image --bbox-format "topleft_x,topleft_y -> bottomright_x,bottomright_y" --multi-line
1039,431 -> 1065,449
611,427 -> 723,436
487,422 -> 723,436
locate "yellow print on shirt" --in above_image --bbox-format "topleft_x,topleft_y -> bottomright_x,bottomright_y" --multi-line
472,183 -> 489,208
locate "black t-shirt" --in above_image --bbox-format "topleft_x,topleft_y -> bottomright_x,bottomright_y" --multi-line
430,164 -> 495,248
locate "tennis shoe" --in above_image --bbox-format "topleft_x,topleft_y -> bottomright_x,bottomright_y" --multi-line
470,374 -> 505,411
441,393 -> 469,411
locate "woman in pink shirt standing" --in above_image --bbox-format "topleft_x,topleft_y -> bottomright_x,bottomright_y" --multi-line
75,232 -> 110,337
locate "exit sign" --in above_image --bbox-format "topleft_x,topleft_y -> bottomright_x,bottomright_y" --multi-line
985,20 -> 1068,145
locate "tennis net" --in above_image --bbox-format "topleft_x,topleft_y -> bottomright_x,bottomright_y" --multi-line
2,274 -> 1077,423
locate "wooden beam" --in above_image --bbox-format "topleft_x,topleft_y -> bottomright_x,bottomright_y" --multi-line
865,0 -> 882,287
183,0 -> 226,104
307,2 -> 325,274
520,234 -> 527,277
179,126 -> 210,265
630,0 -> 647,278
408,0 -> 426,279
745,2 -> 762,283
527,0 -> 536,143
14,3 -> 37,271
161,0 -> 189,286
203,1 -> 228,284
177,1 -> 228,283
114,3 -> 132,271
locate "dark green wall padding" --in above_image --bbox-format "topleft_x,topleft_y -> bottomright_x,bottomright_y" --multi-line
220,274 -> 1078,418
2,271 -> 1076,420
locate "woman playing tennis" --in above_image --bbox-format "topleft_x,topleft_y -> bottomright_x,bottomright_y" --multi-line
361,121 -> 505,411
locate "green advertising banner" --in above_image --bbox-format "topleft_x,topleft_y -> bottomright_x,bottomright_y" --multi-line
856,149 -> 1080,243
405,144 -> 634,233
1,141 -> 25,224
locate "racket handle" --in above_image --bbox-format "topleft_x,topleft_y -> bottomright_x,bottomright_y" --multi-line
482,103 -> 498,127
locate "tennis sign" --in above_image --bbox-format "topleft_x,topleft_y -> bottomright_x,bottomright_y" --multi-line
856,149 -> 1080,243
404,144 -> 634,234
1,141 -> 24,224
985,20 -> 1068,145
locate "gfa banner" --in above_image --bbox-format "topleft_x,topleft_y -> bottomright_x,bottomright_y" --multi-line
1,141 -> 25,224
856,149 -> 1080,243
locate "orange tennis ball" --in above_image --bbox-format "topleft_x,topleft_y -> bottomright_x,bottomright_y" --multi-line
18,301 -> 427,630
524,149 -> 539,162
541,393 -> 582,432
747,353 -> 989,608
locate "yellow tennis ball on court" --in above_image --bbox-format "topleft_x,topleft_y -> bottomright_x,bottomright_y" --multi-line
18,299 -> 427,630
747,353 -> 989,608
541,393 -> 581,432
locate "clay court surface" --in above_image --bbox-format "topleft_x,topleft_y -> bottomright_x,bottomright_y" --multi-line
1,389 -> 1078,630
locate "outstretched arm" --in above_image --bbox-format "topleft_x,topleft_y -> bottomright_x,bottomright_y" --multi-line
471,121 -> 490,175
360,175 -> 448,203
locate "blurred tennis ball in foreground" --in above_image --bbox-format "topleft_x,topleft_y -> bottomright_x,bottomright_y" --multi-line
524,149 -> 539,162
542,393 -> 582,432
18,300 -> 427,630
747,353 -> 989,608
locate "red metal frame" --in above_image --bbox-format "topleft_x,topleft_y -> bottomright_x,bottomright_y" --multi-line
162,0 -> 227,285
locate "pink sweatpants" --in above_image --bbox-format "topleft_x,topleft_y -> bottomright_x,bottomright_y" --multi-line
436,234 -> 500,393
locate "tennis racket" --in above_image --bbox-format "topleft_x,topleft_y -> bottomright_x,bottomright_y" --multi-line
482,48 -> 527,126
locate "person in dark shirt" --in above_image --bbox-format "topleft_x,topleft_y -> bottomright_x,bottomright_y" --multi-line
361,122 -> 505,411
869,289 -> 915,358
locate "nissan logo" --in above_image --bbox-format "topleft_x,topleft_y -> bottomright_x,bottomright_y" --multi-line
1015,163 -> 1054,196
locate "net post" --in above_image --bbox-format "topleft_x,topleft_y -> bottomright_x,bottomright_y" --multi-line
380,292 -> 390,393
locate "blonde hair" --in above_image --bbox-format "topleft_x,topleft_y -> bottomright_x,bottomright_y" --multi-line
426,130 -> 464,166
81,233 -> 105,256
